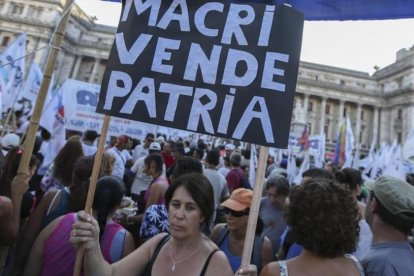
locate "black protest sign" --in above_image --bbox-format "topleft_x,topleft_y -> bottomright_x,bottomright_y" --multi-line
96,0 -> 304,148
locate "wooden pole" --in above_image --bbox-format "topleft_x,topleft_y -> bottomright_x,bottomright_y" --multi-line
73,115 -> 111,276
241,145 -> 269,270
16,0 -> 74,181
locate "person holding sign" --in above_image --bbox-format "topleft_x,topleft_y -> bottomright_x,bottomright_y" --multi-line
70,173 -> 234,275
261,178 -> 364,276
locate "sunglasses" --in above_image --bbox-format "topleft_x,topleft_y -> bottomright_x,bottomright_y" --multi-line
222,207 -> 250,217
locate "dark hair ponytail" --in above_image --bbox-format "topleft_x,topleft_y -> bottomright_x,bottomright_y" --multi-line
92,176 -> 125,239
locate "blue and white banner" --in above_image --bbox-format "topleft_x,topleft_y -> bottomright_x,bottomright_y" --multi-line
102,0 -> 414,21
0,33 -> 26,113
61,79 -> 157,139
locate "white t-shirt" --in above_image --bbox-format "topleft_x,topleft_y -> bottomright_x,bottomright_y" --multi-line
132,144 -> 149,162
130,156 -> 152,195
107,147 -> 132,179
82,143 -> 97,156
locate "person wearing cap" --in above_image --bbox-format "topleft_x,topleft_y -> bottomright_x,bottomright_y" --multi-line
211,188 -> 273,274
106,135 -> 132,179
132,133 -> 154,162
130,141 -> 164,211
218,143 -> 235,169
362,176 -> 414,275
0,133 -> 20,168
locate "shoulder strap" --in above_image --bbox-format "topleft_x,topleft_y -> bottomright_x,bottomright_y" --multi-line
143,234 -> 170,275
200,249 -> 218,276
46,189 -> 62,216
345,254 -> 365,276
211,225 -> 229,247
252,233 -> 264,270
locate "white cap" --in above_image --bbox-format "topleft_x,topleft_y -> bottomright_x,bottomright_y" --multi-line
149,142 -> 161,151
1,133 -> 20,149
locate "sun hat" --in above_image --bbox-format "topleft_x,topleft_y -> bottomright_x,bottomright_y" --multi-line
221,188 -> 252,211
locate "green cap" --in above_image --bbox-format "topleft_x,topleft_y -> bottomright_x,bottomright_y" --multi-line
374,176 -> 414,222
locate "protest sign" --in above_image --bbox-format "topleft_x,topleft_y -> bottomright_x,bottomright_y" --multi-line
97,0 -> 304,148
61,79 -> 157,139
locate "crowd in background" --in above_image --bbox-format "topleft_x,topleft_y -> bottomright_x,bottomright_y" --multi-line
0,127 -> 413,276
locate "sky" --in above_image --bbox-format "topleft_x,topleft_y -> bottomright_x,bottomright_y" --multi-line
75,1 -> 414,75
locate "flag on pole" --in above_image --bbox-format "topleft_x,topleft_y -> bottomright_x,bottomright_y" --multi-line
0,33 -> 26,113
39,86 -> 66,169
21,63 -> 42,103
314,132 -> 325,168
293,152 -> 310,185
334,117 -> 354,168
299,125 -> 310,152
286,148 -> 298,185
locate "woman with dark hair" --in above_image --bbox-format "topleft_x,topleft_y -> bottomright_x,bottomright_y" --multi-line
211,188 -> 273,274
261,178 -> 364,276
0,147 -> 37,245
40,136 -> 84,193
123,153 -> 168,226
335,168 -> 372,258
71,173 -> 234,276
24,176 -> 134,275
13,154 -> 114,275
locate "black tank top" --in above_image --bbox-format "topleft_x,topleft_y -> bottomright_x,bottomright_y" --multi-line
143,235 -> 218,276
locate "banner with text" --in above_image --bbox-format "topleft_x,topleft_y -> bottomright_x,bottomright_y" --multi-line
61,79 -> 156,139
97,0 -> 304,148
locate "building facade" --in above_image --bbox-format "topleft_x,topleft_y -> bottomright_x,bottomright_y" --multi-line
1,0 -> 413,153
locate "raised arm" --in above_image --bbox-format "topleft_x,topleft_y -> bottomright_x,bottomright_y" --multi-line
71,211 -> 166,276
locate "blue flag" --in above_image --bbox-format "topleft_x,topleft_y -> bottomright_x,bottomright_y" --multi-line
101,0 -> 414,21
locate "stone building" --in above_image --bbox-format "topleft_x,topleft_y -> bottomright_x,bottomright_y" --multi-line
0,0 -> 413,154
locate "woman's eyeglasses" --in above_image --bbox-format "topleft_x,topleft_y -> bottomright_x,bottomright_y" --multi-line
222,207 -> 249,217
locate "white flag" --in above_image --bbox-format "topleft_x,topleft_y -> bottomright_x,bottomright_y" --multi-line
20,63 -> 43,112
342,117 -> 355,168
0,33 -> 26,112
314,133 -> 326,168
286,149 -> 297,185
39,86 -> 66,170
293,152 -> 310,185
403,130 -> 414,164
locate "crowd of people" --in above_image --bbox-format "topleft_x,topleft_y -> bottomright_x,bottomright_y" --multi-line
0,128 -> 414,276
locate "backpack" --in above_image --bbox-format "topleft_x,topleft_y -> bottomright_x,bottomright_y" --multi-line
234,168 -> 252,190
211,225 -> 264,271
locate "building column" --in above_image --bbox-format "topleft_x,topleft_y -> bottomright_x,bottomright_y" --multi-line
71,55 -> 82,79
355,103 -> 362,144
21,4 -> 30,17
89,58 -> 100,83
303,94 -> 309,123
1,1 -> 11,14
373,106 -> 379,146
338,100 -> 345,123
319,97 -> 327,134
